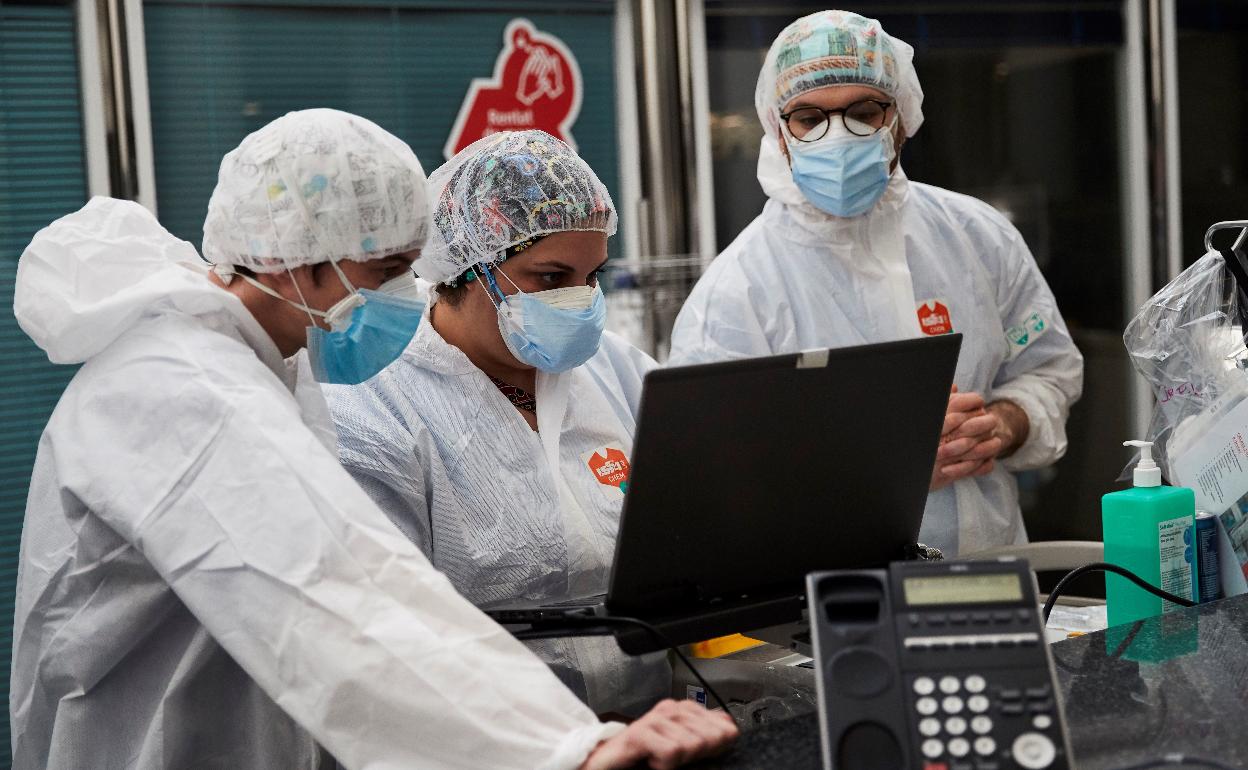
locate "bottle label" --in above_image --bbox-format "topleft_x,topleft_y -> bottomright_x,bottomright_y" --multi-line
1158,516 -> 1195,612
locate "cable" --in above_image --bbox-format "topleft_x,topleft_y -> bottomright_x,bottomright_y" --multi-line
1046,566 -> 1237,770
1107,754 -> 1244,770
1050,618 -> 1147,676
1043,562 -> 1196,624
515,612 -> 731,712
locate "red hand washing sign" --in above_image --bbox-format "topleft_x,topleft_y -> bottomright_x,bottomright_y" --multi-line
443,18 -> 583,160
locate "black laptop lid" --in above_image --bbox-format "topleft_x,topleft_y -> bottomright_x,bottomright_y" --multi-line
607,334 -> 961,614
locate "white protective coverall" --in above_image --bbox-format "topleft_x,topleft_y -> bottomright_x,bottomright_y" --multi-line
323,296 -> 671,717
325,130 -> 672,717
668,11 -> 1084,556
9,198 -> 621,769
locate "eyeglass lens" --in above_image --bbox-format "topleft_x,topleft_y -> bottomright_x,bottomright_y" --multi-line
786,100 -> 889,141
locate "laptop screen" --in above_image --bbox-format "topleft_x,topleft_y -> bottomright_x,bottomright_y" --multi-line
607,335 -> 961,616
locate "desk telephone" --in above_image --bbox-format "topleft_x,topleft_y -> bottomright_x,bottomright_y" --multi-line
808,559 -> 1073,770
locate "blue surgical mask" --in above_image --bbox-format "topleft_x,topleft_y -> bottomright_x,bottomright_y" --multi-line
306,288 -> 425,384
239,261 -> 425,384
480,265 -> 606,373
787,120 -> 896,218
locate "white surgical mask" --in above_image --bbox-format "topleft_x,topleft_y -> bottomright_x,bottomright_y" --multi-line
376,270 -> 425,301
478,266 -> 606,373
530,284 -> 599,311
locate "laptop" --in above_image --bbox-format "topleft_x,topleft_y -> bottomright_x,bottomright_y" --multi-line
485,334 -> 962,653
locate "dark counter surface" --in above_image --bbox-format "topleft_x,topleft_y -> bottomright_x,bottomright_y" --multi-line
1050,593 -> 1248,770
687,594 -> 1248,769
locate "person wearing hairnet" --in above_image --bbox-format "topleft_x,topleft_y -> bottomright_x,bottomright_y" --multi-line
324,130 -> 671,718
11,110 -> 734,770
668,10 -> 1084,556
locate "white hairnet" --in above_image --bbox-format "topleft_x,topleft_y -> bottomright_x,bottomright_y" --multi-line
203,108 -> 429,273
414,130 -> 616,285
755,10 -> 924,142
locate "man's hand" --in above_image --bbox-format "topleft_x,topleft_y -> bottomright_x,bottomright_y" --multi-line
985,399 -> 1030,459
580,700 -> 738,770
931,390 -> 1000,491
931,391 -> 1032,491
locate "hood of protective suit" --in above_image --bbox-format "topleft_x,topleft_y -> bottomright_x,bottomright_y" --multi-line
754,10 -> 923,229
750,11 -> 925,335
15,197 -> 241,365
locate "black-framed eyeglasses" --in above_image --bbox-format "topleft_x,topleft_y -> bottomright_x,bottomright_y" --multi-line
779,99 -> 894,142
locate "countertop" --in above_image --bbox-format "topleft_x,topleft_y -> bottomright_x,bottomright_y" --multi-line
683,594 -> 1248,769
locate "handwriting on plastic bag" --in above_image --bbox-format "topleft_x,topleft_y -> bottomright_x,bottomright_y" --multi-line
1160,382 -> 1205,404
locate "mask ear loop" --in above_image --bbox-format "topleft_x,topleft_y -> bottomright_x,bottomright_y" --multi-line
318,256 -> 369,328
231,266 -> 327,323
475,269 -> 502,311
493,264 -> 523,293
478,261 -> 514,306
284,264 -> 322,326
326,257 -> 359,295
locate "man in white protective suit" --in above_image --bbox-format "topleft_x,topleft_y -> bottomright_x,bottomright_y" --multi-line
10,108 -> 734,770
669,11 -> 1084,556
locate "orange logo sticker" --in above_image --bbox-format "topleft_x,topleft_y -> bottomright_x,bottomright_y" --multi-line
587,448 -> 631,493
917,300 -> 953,336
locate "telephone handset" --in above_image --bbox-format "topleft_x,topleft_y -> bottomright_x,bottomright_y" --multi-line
808,558 -> 1073,770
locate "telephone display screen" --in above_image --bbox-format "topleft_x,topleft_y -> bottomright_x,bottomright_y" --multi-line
902,573 -> 1023,605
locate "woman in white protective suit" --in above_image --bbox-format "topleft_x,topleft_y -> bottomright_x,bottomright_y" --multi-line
323,130 -> 672,718
10,109 -> 733,770
668,10 -> 1084,556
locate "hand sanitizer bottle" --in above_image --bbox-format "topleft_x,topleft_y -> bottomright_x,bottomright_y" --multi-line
1102,440 -> 1197,626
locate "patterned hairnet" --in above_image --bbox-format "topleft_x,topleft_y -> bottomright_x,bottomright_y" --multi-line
203,108 -> 429,273
414,130 -> 616,285
755,10 -> 924,141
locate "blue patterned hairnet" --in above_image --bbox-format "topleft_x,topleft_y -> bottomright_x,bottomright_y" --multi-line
756,10 -> 924,139
414,130 -> 616,284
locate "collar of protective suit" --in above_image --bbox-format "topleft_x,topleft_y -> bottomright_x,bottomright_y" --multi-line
14,196 -> 337,450
399,290 -> 619,596
755,137 -> 919,339
409,291 -> 579,438
397,288 -> 483,376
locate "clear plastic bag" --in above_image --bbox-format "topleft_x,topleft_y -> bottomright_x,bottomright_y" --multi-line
1123,249 -> 1248,480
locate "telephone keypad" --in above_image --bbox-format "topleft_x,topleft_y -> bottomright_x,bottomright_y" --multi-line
911,672 -> 1061,769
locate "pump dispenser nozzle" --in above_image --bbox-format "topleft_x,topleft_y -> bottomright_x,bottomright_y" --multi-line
1124,440 -> 1162,487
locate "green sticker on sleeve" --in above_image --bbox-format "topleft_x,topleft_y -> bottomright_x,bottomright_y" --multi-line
1006,311 -> 1047,356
